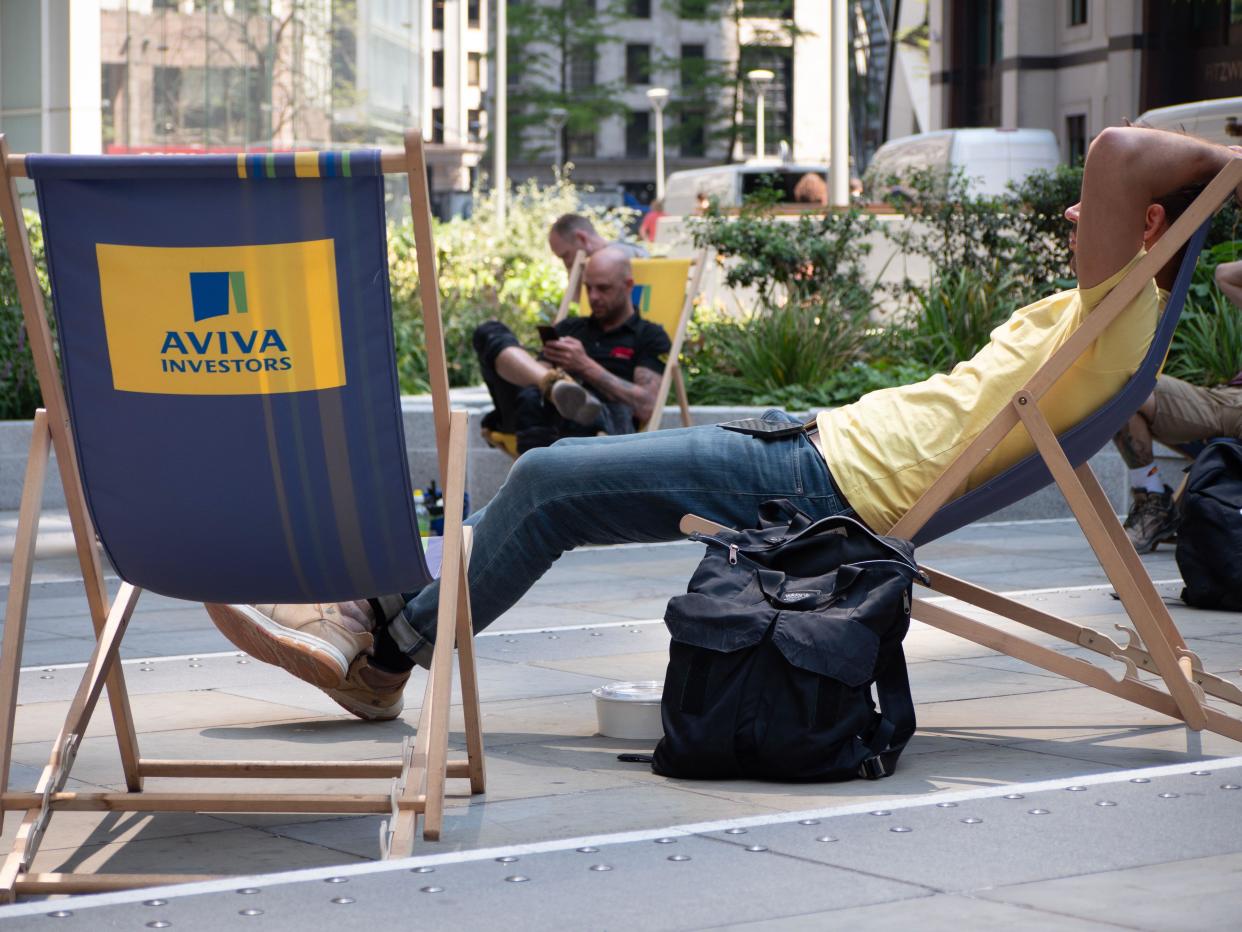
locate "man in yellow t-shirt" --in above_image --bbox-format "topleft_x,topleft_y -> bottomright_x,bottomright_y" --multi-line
205,128 -> 1240,717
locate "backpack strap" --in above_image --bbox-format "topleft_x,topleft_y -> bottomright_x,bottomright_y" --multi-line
857,643 -> 916,780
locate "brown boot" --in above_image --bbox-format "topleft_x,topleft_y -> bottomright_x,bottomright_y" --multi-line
325,655 -> 410,721
1123,485 -> 1179,553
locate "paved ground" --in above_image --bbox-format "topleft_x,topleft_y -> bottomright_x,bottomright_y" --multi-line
1,513 -> 1241,927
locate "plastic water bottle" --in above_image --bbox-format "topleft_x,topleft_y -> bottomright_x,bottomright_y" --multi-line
414,489 -> 431,537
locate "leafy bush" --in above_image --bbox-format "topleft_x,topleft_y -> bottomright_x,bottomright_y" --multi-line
1166,286 -> 1242,388
0,213 -> 52,421
904,262 -> 1024,371
682,198 -> 879,405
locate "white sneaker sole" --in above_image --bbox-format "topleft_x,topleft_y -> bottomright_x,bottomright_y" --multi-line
550,380 -> 603,426
205,603 -> 352,689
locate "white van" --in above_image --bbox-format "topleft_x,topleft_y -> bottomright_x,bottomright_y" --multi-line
864,128 -> 1060,198
1136,96 -> 1242,146
662,163 -> 831,216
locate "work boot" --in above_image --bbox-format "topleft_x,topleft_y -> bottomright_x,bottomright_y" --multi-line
1123,485 -> 1179,553
324,654 -> 411,721
539,368 -> 603,426
204,603 -> 373,689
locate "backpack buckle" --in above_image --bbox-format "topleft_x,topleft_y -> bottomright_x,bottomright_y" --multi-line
858,756 -> 889,780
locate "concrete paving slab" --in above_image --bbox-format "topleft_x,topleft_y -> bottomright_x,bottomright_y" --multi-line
707,894 -> 1122,932
979,850 -> 1242,932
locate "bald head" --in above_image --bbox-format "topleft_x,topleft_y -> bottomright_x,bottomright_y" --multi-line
548,213 -> 609,271
583,247 -> 635,326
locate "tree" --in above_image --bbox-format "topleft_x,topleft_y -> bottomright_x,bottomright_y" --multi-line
656,0 -> 803,162
506,0 -> 629,161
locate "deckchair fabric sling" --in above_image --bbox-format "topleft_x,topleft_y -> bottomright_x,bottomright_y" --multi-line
0,133 -> 485,899
28,151 -> 429,605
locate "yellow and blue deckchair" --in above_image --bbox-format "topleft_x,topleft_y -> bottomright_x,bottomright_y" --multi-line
0,132 -> 483,897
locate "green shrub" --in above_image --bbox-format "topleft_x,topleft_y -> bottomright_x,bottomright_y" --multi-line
0,212 -> 52,421
904,262 -> 1024,371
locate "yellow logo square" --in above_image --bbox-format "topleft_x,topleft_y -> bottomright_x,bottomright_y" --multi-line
96,239 -> 346,395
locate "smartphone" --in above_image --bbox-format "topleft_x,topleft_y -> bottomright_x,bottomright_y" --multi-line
537,325 -> 559,344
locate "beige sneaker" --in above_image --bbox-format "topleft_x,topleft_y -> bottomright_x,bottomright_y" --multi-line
204,603 -> 372,688
324,655 -> 411,721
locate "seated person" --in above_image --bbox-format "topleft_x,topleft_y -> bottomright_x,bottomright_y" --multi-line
1112,256 -> 1242,551
547,212 -> 648,272
475,248 -> 672,454
204,127 -> 1236,721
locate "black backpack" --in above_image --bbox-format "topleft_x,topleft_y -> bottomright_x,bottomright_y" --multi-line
652,501 -> 925,782
1176,439 -> 1242,611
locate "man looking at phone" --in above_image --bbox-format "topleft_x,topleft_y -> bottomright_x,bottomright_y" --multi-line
474,247 -> 672,453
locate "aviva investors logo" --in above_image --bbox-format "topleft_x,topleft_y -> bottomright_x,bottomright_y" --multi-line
161,270 -> 291,375
96,240 -> 346,396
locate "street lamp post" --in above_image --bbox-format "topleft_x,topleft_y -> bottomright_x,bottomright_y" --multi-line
548,107 -> 568,177
746,69 -> 774,161
646,87 -> 669,201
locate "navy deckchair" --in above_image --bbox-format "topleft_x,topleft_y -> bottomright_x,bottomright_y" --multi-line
684,161 -> 1242,746
0,132 -> 483,898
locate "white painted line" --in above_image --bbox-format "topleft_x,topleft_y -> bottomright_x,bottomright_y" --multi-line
4,753 -> 1239,918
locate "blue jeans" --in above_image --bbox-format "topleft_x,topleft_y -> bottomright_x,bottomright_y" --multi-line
387,411 -> 848,660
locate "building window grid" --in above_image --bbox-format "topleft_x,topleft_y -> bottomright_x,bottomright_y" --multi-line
629,0 -> 652,18
468,108 -> 483,142
469,0 -> 481,28
567,128 -> 597,159
468,52 -> 482,87
432,50 -> 445,89
1069,0 -> 1088,27
431,106 -> 445,144
569,46 -> 596,92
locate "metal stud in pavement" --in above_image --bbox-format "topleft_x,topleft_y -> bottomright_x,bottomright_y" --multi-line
654,837 -> 676,844
237,888 -> 261,894
1028,809 -> 1050,815
330,896 -> 355,904
724,828 -> 747,835
1158,793 -> 1180,799
576,846 -> 599,853
1003,793 -> 1024,800
799,818 -> 820,824
890,826 -> 912,833
960,818 -> 982,824
936,802 -> 957,808
589,865 -> 612,872
506,875 -> 531,882
46,911 -> 73,918
240,909 -> 263,917
1066,785 -> 1087,791
816,836 -> 838,842
496,856 -> 519,863
870,810 -> 891,816
325,876 -> 348,883
411,866 -> 435,873
668,854 -> 691,862
745,844 -> 768,851
144,899 -> 168,906
1096,800 -> 1117,807
1130,778 -> 1150,784
421,886 -> 444,893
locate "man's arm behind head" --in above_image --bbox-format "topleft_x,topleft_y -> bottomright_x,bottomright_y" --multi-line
1074,126 -> 1236,290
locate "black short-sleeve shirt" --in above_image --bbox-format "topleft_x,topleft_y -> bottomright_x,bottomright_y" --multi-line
550,312 -> 672,382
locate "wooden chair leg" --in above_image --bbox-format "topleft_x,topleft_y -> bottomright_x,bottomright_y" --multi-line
0,582 -> 141,899
454,554 -> 486,795
0,411 -> 51,827
673,364 -> 692,428
1015,395 -> 1207,729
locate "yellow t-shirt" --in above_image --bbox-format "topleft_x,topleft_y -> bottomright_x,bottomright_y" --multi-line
817,253 -> 1163,533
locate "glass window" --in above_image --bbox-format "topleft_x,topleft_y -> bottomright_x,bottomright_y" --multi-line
468,108 -> 483,142
469,0 -> 481,27
626,110 -> 651,157
468,52 -> 482,87
680,43 -> 705,87
629,0 -> 651,17
679,107 -> 707,158
432,50 -> 444,88
626,44 -> 651,85
567,128 -> 596,159
569,46 -> 595,91
432,0 -> 445,30
1069,0 -> 1087,27
432,106 -> 445,144
1066,113 -> 1087,165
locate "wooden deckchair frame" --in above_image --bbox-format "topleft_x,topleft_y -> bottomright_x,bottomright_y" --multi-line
684,161 -> 1242,746
555,251 -> 708,431
0,131 -> 485,899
